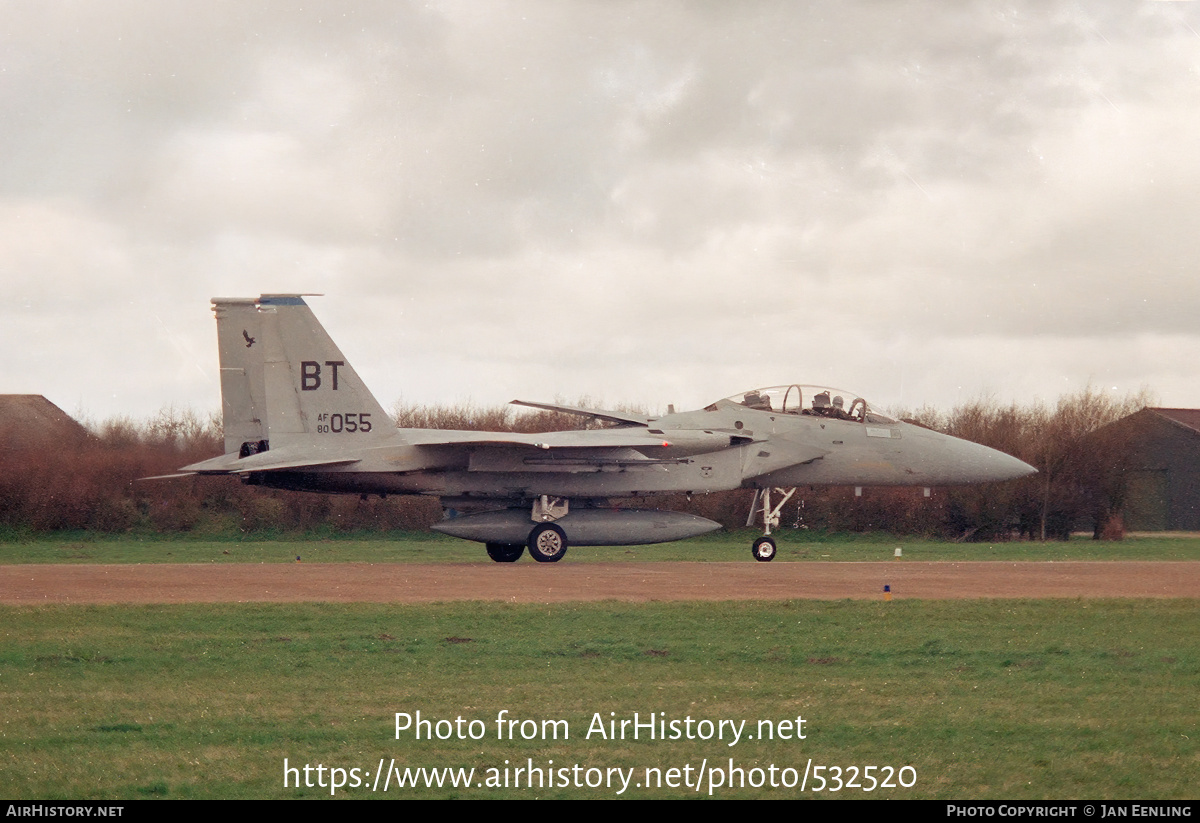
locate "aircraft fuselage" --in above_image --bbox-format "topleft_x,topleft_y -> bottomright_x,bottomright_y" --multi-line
243,400 -> 1030,503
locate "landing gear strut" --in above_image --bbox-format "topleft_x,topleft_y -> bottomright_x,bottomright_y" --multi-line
746,486 -> 796,562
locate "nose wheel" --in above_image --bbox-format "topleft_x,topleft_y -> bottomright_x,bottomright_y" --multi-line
752,536 -> 777,562
746,487 -> 795,562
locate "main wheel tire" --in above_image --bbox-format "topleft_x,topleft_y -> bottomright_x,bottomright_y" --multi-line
752,536 -> 777,562
485,542 -> 524,563
527,523 -> 568,563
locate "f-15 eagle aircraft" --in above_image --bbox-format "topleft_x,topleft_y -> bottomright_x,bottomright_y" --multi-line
176,295 -> 1035,563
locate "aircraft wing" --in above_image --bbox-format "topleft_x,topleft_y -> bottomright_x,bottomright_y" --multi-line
509,399 -> 652,427
467,446 -> 683,472
397,428 -> 676,450
171,429 -> 691,480
395,428 -> 735,473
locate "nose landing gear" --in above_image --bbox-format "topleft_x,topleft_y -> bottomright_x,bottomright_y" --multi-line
746,486 -> 796,562
752,536 -> 777,562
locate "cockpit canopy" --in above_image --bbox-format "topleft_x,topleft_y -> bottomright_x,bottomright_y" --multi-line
715,385 -> 897,424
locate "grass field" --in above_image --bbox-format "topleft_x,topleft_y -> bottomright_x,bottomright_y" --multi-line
4,529 -> 1200,564
3,532 -> 1196,799
2,598 -> 1196,799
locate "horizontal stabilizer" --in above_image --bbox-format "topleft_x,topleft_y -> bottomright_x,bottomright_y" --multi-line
179,451 -> 359,474
177,453 -> 244,473
231,456 -> 360,474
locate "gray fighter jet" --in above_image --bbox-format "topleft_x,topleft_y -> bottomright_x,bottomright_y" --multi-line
176,295 -> 1035,563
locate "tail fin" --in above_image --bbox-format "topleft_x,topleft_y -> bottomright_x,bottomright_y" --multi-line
256,295 -> 391,447
212,298 -> 268,456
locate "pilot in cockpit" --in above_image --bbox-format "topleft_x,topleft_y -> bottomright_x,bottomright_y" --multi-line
743,391 -> 772,411
812,391 -> 853,420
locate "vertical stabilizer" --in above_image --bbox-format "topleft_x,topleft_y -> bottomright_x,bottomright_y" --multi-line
212,298 -> 267,456
256,295 -> 391,446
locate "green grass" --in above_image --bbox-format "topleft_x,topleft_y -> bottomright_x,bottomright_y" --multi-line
3,530 -> 1200,564
1,599 -> 1196,799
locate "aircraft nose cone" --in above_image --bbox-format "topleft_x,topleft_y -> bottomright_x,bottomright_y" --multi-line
955,439 -> 1037,483
982,449 -> 1038,483
905,425 -> 1038,484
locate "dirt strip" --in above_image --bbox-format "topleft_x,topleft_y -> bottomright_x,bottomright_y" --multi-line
0,561 -> 1196,604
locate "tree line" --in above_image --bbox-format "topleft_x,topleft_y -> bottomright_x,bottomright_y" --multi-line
0,388 -> 1150,539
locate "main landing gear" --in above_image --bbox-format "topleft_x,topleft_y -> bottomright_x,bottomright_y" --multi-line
746,486 -> 796,562
484,525 -> 568,563
485,542 -> 524,562
484,496 -> 570,563
483,526 -> 569,564
527,522 -> 568,563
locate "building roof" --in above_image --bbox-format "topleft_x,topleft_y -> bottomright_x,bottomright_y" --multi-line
0,395 -> 90,449
1146,408 -> 1200,436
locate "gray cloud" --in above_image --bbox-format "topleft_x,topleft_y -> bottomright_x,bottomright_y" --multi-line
2,0 -> 1198,422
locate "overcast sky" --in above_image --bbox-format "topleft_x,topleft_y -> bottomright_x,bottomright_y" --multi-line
4,1 -> 1200,426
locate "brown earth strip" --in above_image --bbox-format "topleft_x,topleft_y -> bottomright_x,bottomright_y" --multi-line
0,561 -> 1196,604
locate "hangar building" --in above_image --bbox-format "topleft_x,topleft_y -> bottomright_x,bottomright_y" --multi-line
1094,408 -> 1200,531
